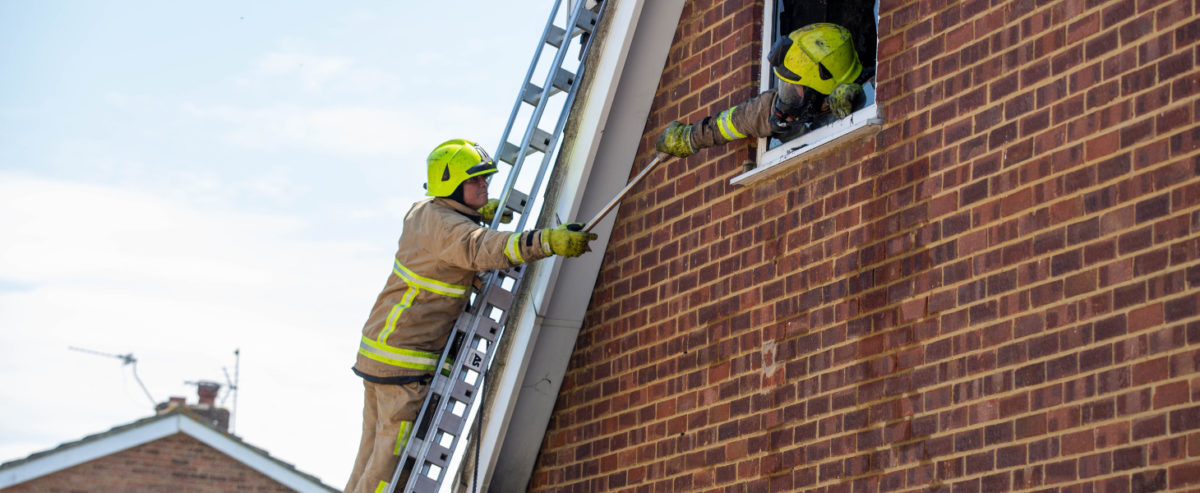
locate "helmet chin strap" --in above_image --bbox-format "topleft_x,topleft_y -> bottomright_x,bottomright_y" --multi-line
447,183 -> 468,207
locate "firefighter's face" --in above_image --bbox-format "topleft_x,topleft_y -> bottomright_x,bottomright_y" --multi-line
462,175 -> 490,209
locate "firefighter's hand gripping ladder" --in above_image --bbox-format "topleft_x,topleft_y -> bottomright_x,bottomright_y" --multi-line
388,1 -> 606,491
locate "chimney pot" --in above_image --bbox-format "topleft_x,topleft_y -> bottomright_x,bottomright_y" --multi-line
196,381 -> 220,406
155,396 -> 186,414
198,381 -> 222,405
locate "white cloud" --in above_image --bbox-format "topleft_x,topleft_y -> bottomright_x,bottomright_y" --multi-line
182,102 -> 496,158
0,174 -> 387,484
236,50 -> 406,98
253,52 -> 353,92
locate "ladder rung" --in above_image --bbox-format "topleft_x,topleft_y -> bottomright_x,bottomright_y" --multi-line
451,379 -> 478,403
521,82 -> 550,107
547,8 -> 597,48
504,189 -> 529,216
421,443 -> 452,469
528,128 -> 553,154
464,349 -> 487,372
552,68 -> 576,92
497,128 -> 553,165
412,475 -> 441,492
521,68 -> 574,107
546,25 -> 567,48
497,142 -> 522,166
574,8 -> 598,33
437,411 -> 465,438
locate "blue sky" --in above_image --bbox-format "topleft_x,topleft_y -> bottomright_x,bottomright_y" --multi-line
0,1 -> 556,486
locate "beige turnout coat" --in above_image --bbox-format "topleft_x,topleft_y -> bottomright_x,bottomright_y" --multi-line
688,88 -> 779,150
353,197 -> 549,380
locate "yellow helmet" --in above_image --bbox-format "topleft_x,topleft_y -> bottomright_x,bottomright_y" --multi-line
769,23 -> 863,95
425,139 -> 497,197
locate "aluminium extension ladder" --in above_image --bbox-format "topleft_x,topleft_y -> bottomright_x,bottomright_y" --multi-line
388,1 -> 606,491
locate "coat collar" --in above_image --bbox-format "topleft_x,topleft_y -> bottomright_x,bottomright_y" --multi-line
432,197 -> 483,221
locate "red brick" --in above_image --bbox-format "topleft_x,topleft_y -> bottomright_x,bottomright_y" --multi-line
5,434 -> 295,492
535,1 -> 1200,490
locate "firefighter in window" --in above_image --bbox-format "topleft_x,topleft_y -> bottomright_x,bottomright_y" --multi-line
656,23 -> 871,158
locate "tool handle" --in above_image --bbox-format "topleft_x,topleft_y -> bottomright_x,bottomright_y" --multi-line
582,152 -> 669,232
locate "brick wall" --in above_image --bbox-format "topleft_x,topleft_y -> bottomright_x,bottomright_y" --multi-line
3,433 -> 294,492
531,0 -> 1200,491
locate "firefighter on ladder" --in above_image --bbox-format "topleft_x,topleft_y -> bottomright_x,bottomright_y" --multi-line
655,23 -> 871,158
345,139 -> 598,493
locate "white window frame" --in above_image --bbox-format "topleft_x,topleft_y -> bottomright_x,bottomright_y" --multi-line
732,0 -> 883,187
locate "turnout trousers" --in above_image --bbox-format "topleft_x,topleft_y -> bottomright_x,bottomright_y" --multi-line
344,380 -> 427,493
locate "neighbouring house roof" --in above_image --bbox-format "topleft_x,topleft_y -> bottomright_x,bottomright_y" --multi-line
0,408 -> 337,493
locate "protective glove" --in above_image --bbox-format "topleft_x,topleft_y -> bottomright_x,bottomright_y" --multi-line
478,199 -> 512,224
655,121 -> 695,158
828,82 -> 863,119
540,223 -> 598,258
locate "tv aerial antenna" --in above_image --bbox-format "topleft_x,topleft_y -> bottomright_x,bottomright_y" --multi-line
221,348 -> 241,433
69,346 -> 157,407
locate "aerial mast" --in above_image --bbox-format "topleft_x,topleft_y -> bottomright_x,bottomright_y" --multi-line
222,348 -> 241,433
68,346 -> 157,407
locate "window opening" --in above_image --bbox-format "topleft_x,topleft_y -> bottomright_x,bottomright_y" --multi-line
765,0 -> 879,152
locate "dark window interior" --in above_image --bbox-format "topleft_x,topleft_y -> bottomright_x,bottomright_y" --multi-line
767,0 -> 879,148
774,0 -> 877,75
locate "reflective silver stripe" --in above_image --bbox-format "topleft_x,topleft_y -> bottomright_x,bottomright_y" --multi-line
716,106 -> 747,141
393,421 -> 413,455
393,260 -> 466,298
378,287 -> 418,343
358,337 -> 439,371
504,233 -> 525,264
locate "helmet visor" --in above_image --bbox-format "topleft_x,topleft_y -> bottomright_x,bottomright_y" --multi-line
464,144 -> 498,177
777,81 -> 804,107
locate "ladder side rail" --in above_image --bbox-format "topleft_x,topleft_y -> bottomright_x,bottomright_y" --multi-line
489,0 -> 572,231
409,0 -> 590,467
510,2 -> 605,232
490,0 -> 566,178
403,269 -> 525,492
408,1 -> 602,488
492,0 -> 594,231
392,17 -> 574,489
393,3 -> 575,484
388,265 -> 513,491
413,4 -> 604,490
389,1 -> 604,490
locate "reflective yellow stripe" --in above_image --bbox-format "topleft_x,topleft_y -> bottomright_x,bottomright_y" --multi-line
358,337 -> 440,371
716,106 -> 747,141
374,481 -> 388,493
378,287 -> 418,344
504,233 -> 525,264
393,261 -> 467,298
393,421 -> 413,455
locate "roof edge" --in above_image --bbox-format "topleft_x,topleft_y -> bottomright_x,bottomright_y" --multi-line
0,410 -> 336,493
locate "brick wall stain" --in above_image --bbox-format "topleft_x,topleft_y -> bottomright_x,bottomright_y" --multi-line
3,434 -> 294,492
532,0 -> 1200,491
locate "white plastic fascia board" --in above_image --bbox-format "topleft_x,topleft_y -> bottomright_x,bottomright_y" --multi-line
0,417 -> 180,488
179,419 -> 333,493
474,0 -> 645,484
0,415 -> 331,493
476,0 -> 688,490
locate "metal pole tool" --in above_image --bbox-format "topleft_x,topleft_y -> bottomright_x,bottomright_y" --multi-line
582,152 -> 670,232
